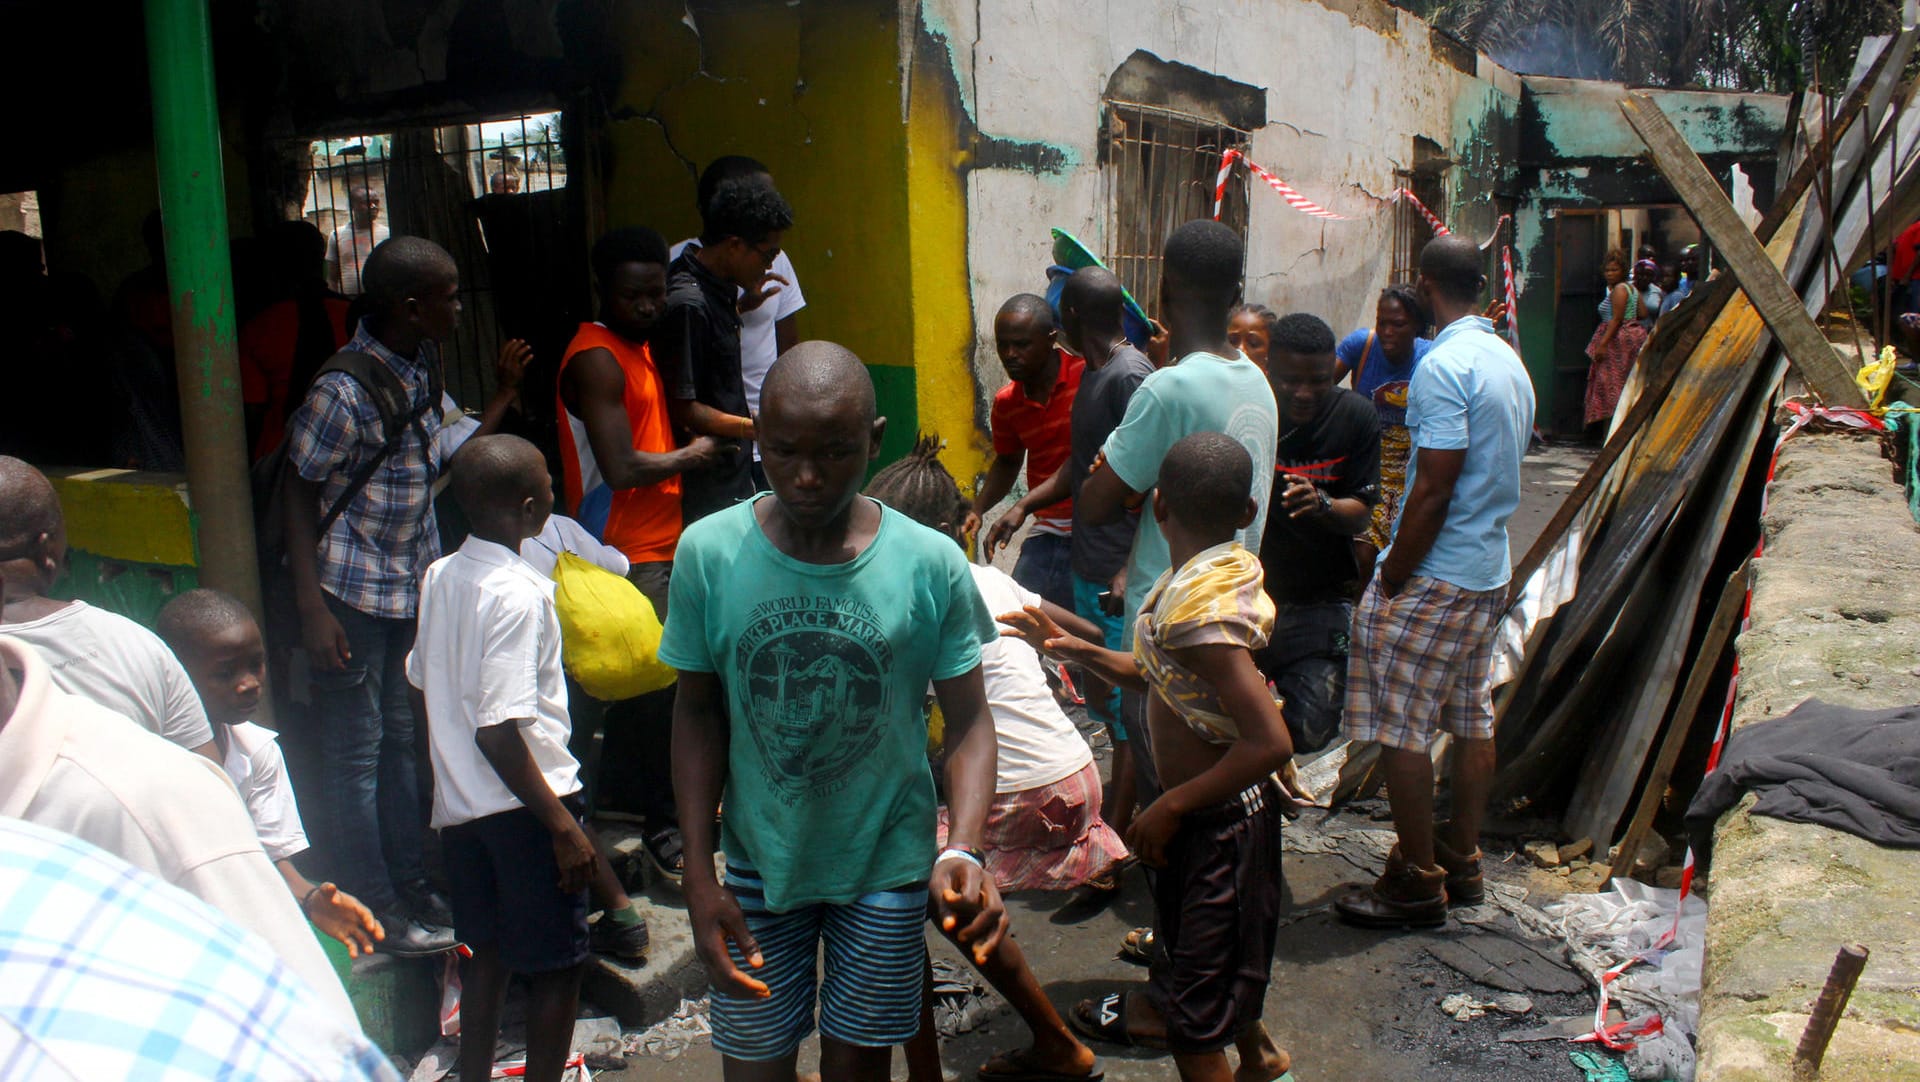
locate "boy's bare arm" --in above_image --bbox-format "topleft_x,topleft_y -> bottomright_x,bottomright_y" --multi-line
998,604 -> 1146,692
931,668 -> 1007,963
474,722 -> 595,892
1037,599 -> 1101,642
671,671 -> 770,999
1127,643 -> 1294,866
275,858 -> 382,957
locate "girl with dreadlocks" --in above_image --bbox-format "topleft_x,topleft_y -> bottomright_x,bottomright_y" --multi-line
868,436 -> 1119,1082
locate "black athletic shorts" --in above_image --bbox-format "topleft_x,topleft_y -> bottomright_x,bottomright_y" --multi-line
443,792 -> 591,974
1147,781 -> 1283,1054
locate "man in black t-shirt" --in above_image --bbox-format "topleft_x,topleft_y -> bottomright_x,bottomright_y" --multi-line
657,176 -> 793,523
1261,313 -> 1381,752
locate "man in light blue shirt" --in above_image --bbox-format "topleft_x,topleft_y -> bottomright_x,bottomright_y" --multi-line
1336,235 -> 1536,931
1081,220 -> 1278,629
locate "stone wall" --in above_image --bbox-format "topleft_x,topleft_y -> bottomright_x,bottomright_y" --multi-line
1697,432 -> 1920,1080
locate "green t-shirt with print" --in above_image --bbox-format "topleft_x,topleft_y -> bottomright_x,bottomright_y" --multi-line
658,495 -> 996,912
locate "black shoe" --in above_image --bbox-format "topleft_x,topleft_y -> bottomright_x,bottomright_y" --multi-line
397,880 -> 454,926
590,913 -> 652,963
375,915 -> 459,957
642,828 -> 684,886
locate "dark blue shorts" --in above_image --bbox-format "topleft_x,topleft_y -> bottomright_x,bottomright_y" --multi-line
1012,530 -> 1075,610
443,792 -> 591,974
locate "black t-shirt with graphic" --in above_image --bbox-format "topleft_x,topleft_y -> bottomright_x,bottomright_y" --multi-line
1262,387 -> 1381,604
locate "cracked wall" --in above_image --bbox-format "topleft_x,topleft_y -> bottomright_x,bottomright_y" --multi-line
602,0 -> 925,466
921,0 -> 1522,403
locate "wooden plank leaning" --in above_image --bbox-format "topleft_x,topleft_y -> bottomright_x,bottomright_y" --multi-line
1500,36 -> 1890,609
1607,559 -> 1753,881
1619,92 -> 1867,409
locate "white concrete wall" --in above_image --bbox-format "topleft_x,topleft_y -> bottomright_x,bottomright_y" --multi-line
922,0 -> 1522,406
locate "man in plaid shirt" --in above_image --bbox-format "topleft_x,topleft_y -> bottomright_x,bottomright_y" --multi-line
0,816 -> 396,1080
284,235 -> 461,955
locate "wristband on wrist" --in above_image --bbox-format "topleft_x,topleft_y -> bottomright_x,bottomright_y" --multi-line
937,844 -> 985,870
301,884 -> 325,914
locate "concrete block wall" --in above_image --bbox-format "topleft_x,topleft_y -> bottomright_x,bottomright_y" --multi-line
1696,432 -> 1920,1081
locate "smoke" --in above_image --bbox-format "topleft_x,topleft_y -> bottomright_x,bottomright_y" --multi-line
1484,23 -> 1615,80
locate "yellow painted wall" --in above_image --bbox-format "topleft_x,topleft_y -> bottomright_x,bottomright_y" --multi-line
601,0 -> 935,465
904,25 -> 992,486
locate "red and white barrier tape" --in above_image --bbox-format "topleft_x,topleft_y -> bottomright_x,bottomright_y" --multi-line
1214,149 -> 1349,221
1575,953 -> 1668,1051
1502,244 -> 1519,348
1212,150 -> 1238,220
1394,188 -> 1451,235
1214,151 -> 1522,343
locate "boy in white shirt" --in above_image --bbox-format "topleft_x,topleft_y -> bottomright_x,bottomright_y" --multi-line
407,434 -> 594,1082
156,589 -> 389,958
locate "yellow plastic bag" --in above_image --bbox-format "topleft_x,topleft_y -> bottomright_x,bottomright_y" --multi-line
1858,345 -> 1897,412
550,551 -> 675,700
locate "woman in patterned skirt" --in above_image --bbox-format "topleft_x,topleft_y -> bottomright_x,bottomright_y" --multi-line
1585,248 -> 1647,443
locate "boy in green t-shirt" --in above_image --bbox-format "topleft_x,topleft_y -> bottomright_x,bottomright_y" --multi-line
658,342 -> 1005,1081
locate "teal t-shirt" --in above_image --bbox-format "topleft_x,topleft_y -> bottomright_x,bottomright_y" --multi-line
657,496 -> 996,911
1101,351 -> 1279,627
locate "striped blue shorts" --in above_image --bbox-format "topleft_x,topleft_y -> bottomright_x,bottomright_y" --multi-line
709,862 -> 928,1061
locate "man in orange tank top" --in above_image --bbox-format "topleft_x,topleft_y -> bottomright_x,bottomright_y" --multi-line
557,227 -> 720,885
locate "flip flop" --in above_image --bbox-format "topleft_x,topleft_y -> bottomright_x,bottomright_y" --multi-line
976,1046 -> 1105,1081
1069,992 -> 1167,1050
1117,927 -> 1154,966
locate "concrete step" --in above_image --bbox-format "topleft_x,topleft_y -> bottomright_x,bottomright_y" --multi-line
582,890 -> 705,1030
585,820 -> 707,1030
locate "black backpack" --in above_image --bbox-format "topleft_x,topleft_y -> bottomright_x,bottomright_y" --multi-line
247,352 -> 439,659
251,350 -> 441,572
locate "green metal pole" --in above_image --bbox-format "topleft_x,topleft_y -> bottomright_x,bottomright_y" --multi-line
145,0 -> 265,625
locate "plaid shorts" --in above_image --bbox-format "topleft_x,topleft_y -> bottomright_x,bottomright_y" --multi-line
1343,575 -> 1504,751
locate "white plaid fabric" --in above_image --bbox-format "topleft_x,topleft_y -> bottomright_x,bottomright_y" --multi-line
0,817 -> 397,1081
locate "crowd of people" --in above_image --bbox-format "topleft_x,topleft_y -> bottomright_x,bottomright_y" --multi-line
1581,241 -> 1704,442
0,149 -> 1543,1082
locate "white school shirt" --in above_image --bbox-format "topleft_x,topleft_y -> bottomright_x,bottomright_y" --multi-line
1,601 -> 214,752
220,722 -> 310,864
967,564 -> 1095,793
519,514 -> 631,578
406,536 -> 581,829
0,636 -> 358,1027
669,238 -> 807,414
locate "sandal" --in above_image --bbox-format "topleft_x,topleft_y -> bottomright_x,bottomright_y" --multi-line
1117,927 -> 1154,966
642,826 -> 685,886
1069,991 -> 1167,1050
977,1046 -> 1105,1081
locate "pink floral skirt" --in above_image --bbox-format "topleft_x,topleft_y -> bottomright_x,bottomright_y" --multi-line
937,762 -> 1129,892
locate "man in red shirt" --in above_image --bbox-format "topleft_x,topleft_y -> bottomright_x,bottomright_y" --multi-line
970,293 -> 1082,607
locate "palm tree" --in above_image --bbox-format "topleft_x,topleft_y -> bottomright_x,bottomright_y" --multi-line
1393,0 -> 1900,92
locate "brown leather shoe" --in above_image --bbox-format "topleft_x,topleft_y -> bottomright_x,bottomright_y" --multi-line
1334,852 -> 1448,929
1434,834 -> 1486,907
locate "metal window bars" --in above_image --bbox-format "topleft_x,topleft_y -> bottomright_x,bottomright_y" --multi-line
1103,100 -> 1251,309
293,112 -> 566,407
